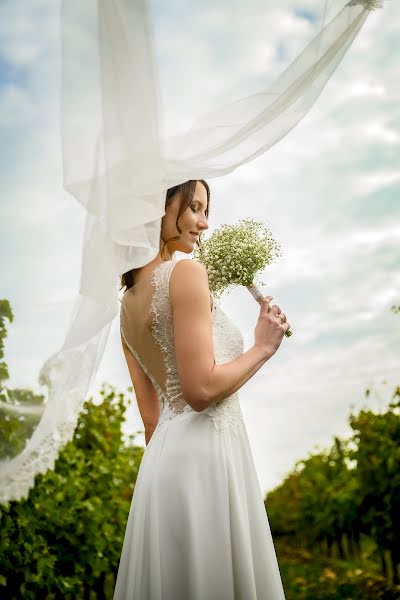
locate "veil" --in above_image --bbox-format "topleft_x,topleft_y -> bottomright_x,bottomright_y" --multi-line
0,0 -> 385,503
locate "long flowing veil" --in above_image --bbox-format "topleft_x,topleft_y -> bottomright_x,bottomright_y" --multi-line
0,0 -> 385,503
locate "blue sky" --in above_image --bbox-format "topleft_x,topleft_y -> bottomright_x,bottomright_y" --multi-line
1,0 -> 399,494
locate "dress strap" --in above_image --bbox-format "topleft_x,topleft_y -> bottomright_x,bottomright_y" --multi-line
150,258 -> 192,418
149,258 -> 179,373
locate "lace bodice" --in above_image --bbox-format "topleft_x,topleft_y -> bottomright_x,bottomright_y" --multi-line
120,258 -> 245,437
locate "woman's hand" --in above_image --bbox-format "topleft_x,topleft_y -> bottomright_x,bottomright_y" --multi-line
254,295 -> 290,357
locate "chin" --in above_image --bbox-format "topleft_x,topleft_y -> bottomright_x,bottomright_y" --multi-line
180,244 -> 196,255
172,234 -> 198,255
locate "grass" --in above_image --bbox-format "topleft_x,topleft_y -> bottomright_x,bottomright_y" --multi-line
275,541 -> 400,600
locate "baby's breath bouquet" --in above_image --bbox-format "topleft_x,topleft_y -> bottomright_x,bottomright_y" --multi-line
193,217 -> 292,337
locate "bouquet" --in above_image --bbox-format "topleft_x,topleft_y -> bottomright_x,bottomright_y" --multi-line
193,217 -> 293,337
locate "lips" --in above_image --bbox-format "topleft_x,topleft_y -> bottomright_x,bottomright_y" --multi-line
190,232 -> 199,239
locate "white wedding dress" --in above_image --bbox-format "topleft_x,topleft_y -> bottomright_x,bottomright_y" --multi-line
113,257 -> 286,600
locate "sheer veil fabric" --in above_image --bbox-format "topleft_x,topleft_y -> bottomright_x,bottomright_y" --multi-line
0,0 -> 385,503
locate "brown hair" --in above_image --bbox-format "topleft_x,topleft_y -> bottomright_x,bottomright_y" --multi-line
120,179 -> 210,292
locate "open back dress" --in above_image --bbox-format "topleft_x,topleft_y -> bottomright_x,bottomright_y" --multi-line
113,257 -> 286,600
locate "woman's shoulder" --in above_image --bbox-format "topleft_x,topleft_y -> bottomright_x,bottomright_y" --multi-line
169,258 -> 210,304
169,258 -> 209,291
171,257 -> 207,277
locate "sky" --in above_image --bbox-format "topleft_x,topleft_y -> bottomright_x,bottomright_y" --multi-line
1,0 -> 399,495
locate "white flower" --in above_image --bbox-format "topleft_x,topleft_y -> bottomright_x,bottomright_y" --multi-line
193,218 -> 282,295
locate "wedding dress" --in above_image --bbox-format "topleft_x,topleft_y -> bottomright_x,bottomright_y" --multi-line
113,257 -> 285,600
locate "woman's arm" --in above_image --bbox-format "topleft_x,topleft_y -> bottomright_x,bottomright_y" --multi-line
170,260 -> 273,412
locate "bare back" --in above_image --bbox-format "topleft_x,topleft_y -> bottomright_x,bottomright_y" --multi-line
120,257 -> 244,433
120,258 -> 213,399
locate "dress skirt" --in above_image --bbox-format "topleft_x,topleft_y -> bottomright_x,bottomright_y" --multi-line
113,410 -> 286,600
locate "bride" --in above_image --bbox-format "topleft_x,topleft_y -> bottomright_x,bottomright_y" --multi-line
114,178 -> 290,599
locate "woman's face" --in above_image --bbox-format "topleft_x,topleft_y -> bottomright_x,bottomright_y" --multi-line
161,181 -> 209,256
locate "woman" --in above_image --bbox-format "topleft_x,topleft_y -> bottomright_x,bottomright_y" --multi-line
114,179 -> 290,599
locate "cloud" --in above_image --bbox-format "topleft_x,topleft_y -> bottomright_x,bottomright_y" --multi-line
1,0 -> 399,494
